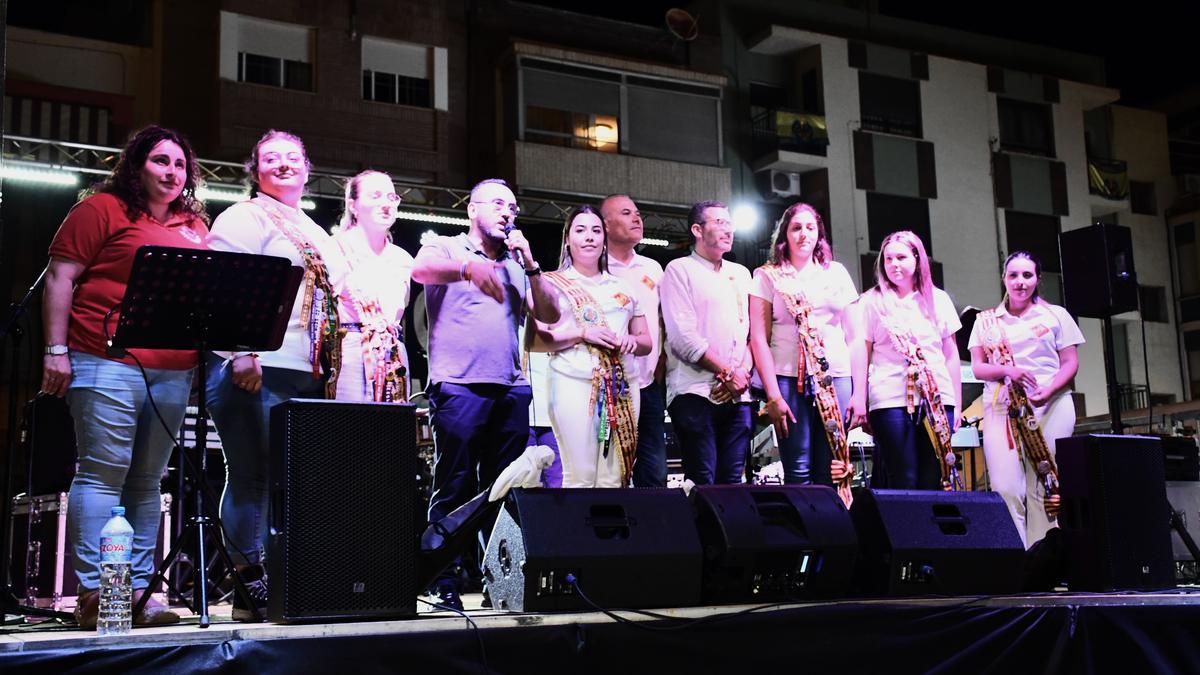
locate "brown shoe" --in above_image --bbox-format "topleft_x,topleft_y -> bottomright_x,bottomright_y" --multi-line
133,588 -> 181,626
74,589 -> 100,630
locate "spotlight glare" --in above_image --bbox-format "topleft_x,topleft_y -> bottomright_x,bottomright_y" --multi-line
732,204 -> 760,232
639,237 -> 670,247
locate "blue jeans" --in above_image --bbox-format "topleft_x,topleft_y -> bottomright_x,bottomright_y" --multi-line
869,405 -> 956,490
667,394 -> 751,485
205,354 -> 325,565
632,380 -> 668,487
65,351 -> 192,590
776,375 -> 852,486
527,426 -> 562,488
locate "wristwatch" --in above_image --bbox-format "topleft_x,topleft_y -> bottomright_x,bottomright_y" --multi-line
45,344 -> 69,356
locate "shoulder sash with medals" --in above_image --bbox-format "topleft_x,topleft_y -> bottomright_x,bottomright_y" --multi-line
337,238 -> 407,403
544,271 -> 638,485
761,263 -> 853,507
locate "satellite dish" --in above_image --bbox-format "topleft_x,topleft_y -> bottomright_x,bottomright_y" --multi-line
665,8 -> 699,42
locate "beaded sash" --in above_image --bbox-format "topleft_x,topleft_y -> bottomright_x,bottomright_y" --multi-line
544,271 -> 638,485
874,293 -> 960,490
761,263 -> 852,507
337,239 -> 408,403
977,307 -> 1059,507
258,197 -> 342,398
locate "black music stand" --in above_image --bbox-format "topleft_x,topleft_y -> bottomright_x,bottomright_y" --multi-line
111,246 -> 302,628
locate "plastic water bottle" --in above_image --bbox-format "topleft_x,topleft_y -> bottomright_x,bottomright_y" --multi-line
97,506 -> 133,636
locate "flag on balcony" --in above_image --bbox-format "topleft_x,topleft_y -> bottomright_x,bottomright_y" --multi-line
1088,159 -> 1130,200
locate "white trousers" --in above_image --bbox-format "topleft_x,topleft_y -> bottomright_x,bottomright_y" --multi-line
548,371 -> 640,488
982,392 -> 1076,549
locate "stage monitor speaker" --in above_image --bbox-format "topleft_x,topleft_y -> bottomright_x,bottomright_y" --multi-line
691,485 -> 857,602
850,489 -> 1024,596
1057,434 -> 1175,590
1060,223 -> 1138,318
268,399 -> 418,622
482,488 -> 702,612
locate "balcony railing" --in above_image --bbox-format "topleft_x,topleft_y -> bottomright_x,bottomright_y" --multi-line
1118,383 -> 1150,412
1088,157 -> 1130,200
751,107 -> 828,157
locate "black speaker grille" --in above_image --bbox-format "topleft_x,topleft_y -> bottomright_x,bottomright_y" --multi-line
270,400 -> 418,621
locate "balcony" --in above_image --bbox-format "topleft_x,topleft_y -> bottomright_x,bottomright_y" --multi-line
751,106 -> 828,173
1087,156 -> 1131,218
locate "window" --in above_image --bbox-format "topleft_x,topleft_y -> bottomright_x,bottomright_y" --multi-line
866,193 -> 931,252
1130,180 -> 1157,215
1005,210 -> 1062,304
1187,330 -> 1200,398
517,57 -> 721,165
220,12 -> 314,92
1139,286 -> 1169,323
237,52 -> 312,91
998,98 -> 1055,156
859,72 -> 922,138
1176,222 -> 1199,297
361,37 -> 446,110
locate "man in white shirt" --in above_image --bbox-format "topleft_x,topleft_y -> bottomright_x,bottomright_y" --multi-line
601,194 -> 667,487
660,200 -> 753,485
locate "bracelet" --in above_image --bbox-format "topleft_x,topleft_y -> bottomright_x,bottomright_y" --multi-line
524,265 -> 542,277
459,260 -> 470,282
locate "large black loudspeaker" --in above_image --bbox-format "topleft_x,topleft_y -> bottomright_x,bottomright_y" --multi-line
482,488 -> 702,611
268,400 -> 418,622
691,485 -> 857,602
1060,223 -> 1138,318
850,489 -> 1024,596
1057,434 -> 1175,590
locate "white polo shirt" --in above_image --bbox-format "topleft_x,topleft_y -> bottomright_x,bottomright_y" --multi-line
750,260 -> 858,379
862,287 -> 961,411
546,267 -> 643,381
967,299 -> 1085,412
607,251 -> 664,389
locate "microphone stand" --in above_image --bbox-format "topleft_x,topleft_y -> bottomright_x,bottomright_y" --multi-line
1,266 -> 72,622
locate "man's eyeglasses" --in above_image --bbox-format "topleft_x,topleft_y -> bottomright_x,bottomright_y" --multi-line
471,198 -> 520,216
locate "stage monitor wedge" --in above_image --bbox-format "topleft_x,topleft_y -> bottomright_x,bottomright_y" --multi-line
691,484 -> 857,603
850,489 -> 1024,596
269,399 -> 419,623
483,488 -> 702,612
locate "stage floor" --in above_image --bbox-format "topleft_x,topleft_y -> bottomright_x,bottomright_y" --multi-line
5,590 -> 1200,673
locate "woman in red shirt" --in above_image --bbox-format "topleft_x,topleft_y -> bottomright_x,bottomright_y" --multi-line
41,125 -> 209,629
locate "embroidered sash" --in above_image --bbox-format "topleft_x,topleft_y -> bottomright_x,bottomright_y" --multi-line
544,271 -> 638,485
337,239 -> 408,403
874,293 -> 961,490
977,307 -> 1059,507
258,197 -> 342,398
761,263 -> 853,507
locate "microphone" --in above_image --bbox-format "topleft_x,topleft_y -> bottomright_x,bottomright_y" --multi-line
503,222 -> 525,268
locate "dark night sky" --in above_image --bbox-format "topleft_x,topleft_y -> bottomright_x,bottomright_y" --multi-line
8,1 -> 1195,106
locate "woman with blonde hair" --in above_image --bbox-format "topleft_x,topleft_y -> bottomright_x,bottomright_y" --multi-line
333,170 -> 413,402
846,230 -> 961,490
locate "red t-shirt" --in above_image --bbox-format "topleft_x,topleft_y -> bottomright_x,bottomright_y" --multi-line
48,193 -> 210,370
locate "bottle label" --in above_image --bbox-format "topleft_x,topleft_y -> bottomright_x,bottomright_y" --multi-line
100,534 -> 133,564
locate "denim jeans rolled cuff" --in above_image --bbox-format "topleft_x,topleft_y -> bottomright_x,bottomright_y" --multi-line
868,405 -> 956,491
65,350 -> 192,590
206,353 -> 325,565
667,394 -> 751,486
632,379 -> 668,488
775,375 -> 852,486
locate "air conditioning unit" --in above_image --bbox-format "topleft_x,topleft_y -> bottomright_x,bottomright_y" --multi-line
756,169 -> 801,199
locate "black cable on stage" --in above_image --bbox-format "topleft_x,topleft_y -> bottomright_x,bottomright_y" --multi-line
416,597 -> 491,675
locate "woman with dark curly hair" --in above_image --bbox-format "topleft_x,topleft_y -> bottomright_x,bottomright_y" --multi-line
41,125 -> 209,628
204,129 -> 346,621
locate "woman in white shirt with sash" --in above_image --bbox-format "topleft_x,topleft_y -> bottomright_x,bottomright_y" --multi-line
846,230 -> 961,491
527,206 -> 652,487
968,251 -> 1083,547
